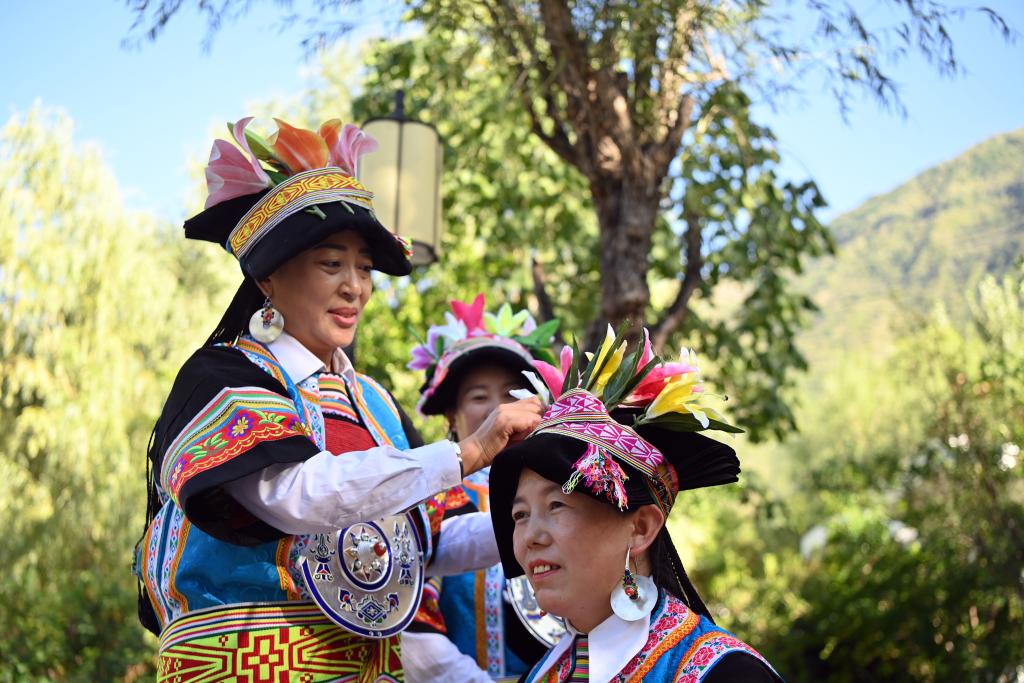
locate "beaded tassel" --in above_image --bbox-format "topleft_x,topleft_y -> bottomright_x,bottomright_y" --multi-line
562,443 -> 630,510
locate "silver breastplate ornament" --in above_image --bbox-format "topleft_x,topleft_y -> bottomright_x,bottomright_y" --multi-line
506,575 -> 568,647
300,512 -> 425,639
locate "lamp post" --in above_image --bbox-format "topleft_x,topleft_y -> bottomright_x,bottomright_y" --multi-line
345,92 -> 443,366
359,91 -> 444,267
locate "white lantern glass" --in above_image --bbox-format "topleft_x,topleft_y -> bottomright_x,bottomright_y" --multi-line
360,117 -> 443,267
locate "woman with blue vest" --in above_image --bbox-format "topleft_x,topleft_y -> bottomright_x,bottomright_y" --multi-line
401,294 -> 563,681
134,116 -> 541,682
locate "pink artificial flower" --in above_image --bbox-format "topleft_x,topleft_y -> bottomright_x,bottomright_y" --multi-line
560,345 -> 574,376
231,117 -> 269,180
450,294 -> 486,333
533,360 -> 565,397
638,327 -> 655,366
204,135 -> 271,209
625,362 -> 698,406
407,344 -> 435,371
320,120 -> 379,176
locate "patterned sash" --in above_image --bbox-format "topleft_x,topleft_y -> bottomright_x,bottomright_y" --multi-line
157,602 -> 402,682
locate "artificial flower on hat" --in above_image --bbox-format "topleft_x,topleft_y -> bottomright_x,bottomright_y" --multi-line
410,294 -> 560,415
500,324 -> 742,512
185,116 -> 413,279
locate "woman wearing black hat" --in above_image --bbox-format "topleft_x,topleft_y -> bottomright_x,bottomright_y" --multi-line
134,117 -> 541,682
401,294 -> 563,682
488,329 -> 784,682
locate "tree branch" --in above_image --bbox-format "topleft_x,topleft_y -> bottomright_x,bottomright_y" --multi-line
538,0 -> 635,172
650,209 -> 704,351
531,252 -> 558,324
483,0 -> 587,172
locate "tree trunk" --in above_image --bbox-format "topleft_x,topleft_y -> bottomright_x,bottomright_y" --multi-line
588,174 -> 660,348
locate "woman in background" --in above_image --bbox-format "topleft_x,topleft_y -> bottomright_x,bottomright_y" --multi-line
402,294 -> 560,681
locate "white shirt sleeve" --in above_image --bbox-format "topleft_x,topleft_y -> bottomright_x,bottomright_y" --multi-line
428,511 -> 501,577
223,441 -> 462,535
400,632 -> 493,683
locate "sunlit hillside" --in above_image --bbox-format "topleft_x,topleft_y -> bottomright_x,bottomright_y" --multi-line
802,128 -> 1024,361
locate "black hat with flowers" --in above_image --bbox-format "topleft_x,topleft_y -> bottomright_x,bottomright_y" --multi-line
408,294 -> 560,416
184,116 -> 412,280
489,327 -> 743,618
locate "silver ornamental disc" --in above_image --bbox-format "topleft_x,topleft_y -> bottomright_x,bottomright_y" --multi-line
300,513 -> 424,639
505,575 -> 567,647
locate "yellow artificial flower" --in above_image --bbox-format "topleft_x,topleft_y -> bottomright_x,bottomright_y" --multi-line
593,340 -> 627,396
589,325 -> 626,396
644,373 -> 709,427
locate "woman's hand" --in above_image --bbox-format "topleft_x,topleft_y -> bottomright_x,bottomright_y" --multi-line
458,398 -> 544,474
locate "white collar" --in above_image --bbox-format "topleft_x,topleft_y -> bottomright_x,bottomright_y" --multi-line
531,607 -> 651,683
265,332 -> 356,385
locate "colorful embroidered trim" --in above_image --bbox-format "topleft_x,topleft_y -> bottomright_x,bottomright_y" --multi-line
674,632 -> 777,683
412,577 -> 448,633
157,601 -> 403,682
229,336 -> 325,450
228,168 -> 374,258
616,595 -> 701,682
568,635 -> 589,682
319,373 -> 360,423
483,564 -> 506,676
139,502 -> 198,631
161,387 -> 308,501
423,492 -> 448,536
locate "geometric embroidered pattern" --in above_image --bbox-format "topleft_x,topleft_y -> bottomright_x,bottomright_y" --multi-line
157,602 -> 403,683
482,564 -> 505,677
229,168 -> 374,258
161,386 -> 307,502
536,390 -> 664,477
318,373 -> 360,423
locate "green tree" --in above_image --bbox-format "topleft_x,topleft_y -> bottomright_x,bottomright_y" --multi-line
689,265 -> 1024,681
0,106 -> 230,681
125,0 -> 1012,438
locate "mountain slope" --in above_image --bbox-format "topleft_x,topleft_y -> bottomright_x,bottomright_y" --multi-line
801,127 -> 1024,357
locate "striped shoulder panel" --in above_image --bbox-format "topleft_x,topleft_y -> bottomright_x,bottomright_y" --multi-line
354,371 -> 400,414
318,373 -> 360,423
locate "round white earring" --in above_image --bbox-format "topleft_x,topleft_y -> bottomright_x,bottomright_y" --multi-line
609,544 -> 657,621
249,297 -> 284,343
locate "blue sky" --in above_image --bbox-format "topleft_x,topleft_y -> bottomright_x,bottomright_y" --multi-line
4,1 -> 1023,223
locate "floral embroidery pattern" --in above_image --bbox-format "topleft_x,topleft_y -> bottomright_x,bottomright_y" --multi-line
675,633 -> 774,683
614,594 -> 700,681
161,387 -> 306,501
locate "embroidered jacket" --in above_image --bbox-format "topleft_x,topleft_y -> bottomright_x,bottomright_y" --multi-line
136,335 -> 430,631
524,591 -> 782,683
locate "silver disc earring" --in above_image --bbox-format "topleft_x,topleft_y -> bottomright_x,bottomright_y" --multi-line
249,297 -> 285,343
609,544 -> 657,621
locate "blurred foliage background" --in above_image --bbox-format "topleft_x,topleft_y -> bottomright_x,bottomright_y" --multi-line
2,7 -> 1023,682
